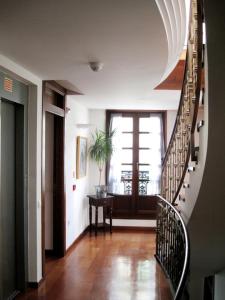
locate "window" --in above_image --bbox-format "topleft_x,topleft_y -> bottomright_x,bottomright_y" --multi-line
106,111 -> 165,219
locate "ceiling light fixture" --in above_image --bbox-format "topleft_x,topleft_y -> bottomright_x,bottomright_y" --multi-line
89,61 -> 104,72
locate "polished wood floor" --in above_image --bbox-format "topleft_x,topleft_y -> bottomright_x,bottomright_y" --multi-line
17,230 -> 172,300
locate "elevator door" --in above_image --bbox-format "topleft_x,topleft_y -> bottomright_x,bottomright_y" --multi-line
0,100 -> 16,299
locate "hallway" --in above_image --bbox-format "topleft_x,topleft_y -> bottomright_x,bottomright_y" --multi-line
17,230 -> 172,300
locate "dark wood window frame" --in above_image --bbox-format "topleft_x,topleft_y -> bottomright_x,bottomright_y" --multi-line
106,110 -> 167,220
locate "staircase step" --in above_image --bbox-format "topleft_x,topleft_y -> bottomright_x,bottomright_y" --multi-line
197,120 -> 204,132
191,146 -> 199,162
183,183 -> 190,188
179,195 -> 185,202
188,166 -> 195,172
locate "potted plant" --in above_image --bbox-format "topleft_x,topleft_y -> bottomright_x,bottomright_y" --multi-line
89,129 -> 115,197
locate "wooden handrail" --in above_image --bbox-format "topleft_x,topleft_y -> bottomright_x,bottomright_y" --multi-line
156,195 -> 190,299
190,0 -> 203,161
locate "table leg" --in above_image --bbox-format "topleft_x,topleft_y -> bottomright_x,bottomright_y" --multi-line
89,204 -> 92,235
110,207 -> 112,234
95,206 -> 98,236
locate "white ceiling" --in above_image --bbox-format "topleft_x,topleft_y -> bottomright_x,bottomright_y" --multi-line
0,0 -> 182,109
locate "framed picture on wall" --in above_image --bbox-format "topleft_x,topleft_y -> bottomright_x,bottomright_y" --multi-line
76,136 -> 87,179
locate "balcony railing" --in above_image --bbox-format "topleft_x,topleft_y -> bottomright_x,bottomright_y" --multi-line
121,170 -> 150,195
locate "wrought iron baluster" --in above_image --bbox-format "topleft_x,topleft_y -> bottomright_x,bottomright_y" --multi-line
155,196 -> 190,299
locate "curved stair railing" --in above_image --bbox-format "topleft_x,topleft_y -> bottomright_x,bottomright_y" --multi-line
156,0 -> 204,298
156,195 -> 189,299
161,0 -> 203,204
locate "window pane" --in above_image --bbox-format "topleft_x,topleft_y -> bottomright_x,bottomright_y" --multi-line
139,149 -> 162,165
139,164 -> 161,195
122,133 -> 133,148
121,164 -> 132,172
121,168 -> 132,182
139,149 -> 151,164
139,165 -> 150,173
139,117 -> 150,132
149,116 -> 161,133
139,134 -> 161,150
121,149 -> 132,164
121,165 -> 133,195
139,133 -> 161,149
139,133 -> 150,148
121,117 -> 133,132
139,165 -> 150,195
149,133 -> 161,149
139,116 -> 161,133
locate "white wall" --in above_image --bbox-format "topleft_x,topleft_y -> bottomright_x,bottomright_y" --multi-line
65,97 -> 90,249
0,54 -> 42,283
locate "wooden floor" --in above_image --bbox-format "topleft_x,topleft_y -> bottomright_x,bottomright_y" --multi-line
17,230 -> 172,300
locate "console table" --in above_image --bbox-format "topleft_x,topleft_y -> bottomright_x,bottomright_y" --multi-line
87,195 -> 114,236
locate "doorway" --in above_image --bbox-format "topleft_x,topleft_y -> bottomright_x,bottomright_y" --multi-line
0,96 -> 27,300
42,81 -> 66,276
107,111 -> 166,219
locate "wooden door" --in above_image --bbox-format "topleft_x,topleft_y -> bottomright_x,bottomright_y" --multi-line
44,112 -> 65,257
135,114 -> 158,218
42,81 -> 66,276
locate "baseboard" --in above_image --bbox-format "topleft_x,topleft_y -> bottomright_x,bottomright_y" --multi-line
66,226 -> 89,254
28,277 -> 44,289
112,226 -> 156,232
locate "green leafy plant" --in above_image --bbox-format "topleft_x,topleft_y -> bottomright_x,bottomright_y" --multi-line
89,129 -> 115,185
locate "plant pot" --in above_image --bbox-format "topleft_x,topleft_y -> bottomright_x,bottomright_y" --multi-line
95,185 -> 108,198
95,185 -> 101,198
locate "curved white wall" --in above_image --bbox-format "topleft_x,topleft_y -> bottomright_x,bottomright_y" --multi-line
156,0 -> 187,81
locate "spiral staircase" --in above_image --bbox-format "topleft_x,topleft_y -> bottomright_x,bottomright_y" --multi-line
156,0 -> 225,297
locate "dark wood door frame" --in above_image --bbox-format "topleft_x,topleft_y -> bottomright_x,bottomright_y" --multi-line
42,81 -> 66,277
